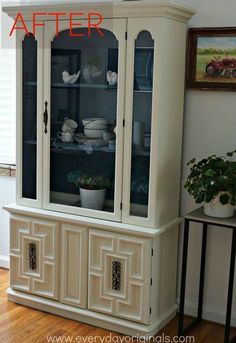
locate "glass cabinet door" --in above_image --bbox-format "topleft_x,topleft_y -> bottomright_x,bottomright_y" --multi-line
122,26 -> 156,226
43,20 -> 126,221
22,34 -> 37,200
17,28 -> 43,207
129,31 -> 154,219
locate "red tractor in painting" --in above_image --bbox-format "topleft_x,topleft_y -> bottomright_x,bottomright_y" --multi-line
205,54 -> 236,78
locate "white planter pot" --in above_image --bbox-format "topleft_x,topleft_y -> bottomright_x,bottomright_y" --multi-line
204,194 -> 235,218
80,188 -> 106,211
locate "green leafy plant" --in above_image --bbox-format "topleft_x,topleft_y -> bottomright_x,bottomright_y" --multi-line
68,171 -> 111,190
184,150 -> 236,205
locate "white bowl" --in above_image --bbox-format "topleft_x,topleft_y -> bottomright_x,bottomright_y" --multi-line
84,128 -> 107,138
62,118 -> 78,132
82,118 -> 107,130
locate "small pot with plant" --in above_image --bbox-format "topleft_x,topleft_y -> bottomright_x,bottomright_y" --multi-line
68,171 -> 111,211
184,150 -> 236,218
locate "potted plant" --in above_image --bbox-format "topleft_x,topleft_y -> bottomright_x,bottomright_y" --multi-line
68,171 -> 111,211
184,150 -> 236,218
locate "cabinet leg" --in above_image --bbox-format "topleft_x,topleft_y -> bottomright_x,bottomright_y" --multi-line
197,223 -> 208,321
224,229 -> 236,343
178,219 -> 190,336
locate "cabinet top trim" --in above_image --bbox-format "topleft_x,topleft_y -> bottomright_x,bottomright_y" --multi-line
4,204 -> 181,238
2,1 -> 195,22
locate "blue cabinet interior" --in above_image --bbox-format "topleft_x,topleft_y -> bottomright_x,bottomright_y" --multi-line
22,29 -> 154,213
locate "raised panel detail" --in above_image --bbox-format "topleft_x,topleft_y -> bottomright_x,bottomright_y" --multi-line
88,230 -> 152,324
60,224 -> 87,308
10,215 -> 59,300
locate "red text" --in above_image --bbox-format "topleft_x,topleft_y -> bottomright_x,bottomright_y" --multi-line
9,12 -> 104,37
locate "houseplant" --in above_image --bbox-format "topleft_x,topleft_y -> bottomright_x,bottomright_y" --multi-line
184,150 -> 236,218
68,171 -> 111,210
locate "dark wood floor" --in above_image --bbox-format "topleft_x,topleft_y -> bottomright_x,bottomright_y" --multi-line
0,268 -> 235,342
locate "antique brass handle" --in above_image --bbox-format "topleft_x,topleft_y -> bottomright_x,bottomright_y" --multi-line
43,101 -> 48,134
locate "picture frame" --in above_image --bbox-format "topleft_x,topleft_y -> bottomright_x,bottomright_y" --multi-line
187,27 -> 236,90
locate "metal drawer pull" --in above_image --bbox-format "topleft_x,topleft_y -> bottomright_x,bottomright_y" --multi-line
112,261 -> 121,291
43,100 -> 48,134
28,242 -> 37,271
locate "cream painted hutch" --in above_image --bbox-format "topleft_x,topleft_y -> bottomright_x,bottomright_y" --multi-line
3,0 -> 194,336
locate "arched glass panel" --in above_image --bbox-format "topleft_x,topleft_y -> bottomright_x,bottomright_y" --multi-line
129,31 -> 154,218
22,33 -> 37,199
50,28 -> 118,213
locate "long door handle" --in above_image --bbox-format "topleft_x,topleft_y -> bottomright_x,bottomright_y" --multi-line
43,101 -> 48,134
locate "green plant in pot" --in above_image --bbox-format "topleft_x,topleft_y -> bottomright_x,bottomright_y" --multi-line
184,150 -> 236,218
68,171 -> 111,211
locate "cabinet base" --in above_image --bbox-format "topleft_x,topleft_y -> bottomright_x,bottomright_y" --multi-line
7,288 -> 177,337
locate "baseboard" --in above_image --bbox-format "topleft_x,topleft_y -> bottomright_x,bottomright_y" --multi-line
0,255 -> 9,269
176,298 -> 236,327
7,288 -> 177,337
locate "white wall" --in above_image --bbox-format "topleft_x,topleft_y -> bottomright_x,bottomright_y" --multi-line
0,6 -> 15,269
172,0 -> 236,326
0,176 -> 15,268
0,0 -> 236,326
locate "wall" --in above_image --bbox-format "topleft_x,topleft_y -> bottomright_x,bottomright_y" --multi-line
0,6 -> 15,269
173,0 -> 236,326
0,175 -> 15,268
0,0 -> 236,326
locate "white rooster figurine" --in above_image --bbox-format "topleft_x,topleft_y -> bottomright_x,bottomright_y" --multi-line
107,70 -> 118,86
62,70 -> 81,84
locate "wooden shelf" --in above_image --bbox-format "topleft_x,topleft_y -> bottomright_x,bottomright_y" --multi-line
51,142 -> 150,156
136,46 -> 154,49
24,82 -> 152,93
134,89 -> 152,93
51,83 -> 152,93
25,140 -> 150,156
51,83 -> 117,90
24,82 -> 37,86
51,142 -> 116,155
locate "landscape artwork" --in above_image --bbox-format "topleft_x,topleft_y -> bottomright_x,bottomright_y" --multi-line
187,28 -> 236,90
196,37 -> 236,81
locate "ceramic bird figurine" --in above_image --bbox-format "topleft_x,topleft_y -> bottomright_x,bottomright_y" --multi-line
62,70 -> 81,84
107,70 -> 118,86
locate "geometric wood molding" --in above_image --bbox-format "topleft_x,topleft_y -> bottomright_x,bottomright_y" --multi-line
60,224 -> 88,308
10,215 -> 60,300
88,229 -> 152,324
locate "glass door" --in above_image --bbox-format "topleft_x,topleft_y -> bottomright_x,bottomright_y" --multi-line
122,20 -> 157,227
43,19 -> 126,221
129,31 -> 154,219
22,34 -> 37,200
17,26 -> 43,207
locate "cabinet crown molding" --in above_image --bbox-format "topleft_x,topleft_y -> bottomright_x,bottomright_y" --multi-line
2,1 -> 195,22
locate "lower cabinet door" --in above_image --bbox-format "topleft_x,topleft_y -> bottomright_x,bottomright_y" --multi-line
10,215 -> 60,300
88,229 -> 152,324
60,224 -> 87,308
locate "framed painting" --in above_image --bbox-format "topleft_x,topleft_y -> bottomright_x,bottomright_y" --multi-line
187,27 -> 236,90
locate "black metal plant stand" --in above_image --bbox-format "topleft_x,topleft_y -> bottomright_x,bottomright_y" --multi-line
178,207 -> 236,343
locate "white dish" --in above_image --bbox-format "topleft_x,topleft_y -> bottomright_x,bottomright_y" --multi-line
84,128 -> 107,139
57,131 -> 74,142
62,117 -> 78,133
82,118 -> 107,130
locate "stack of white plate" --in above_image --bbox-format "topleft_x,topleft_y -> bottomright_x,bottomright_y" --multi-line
82,118 -> 108,138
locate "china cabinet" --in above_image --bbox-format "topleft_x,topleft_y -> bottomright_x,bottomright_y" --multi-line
3,0 -> 195,337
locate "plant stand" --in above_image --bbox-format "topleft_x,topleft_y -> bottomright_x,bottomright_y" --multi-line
178,207 -> 236,343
